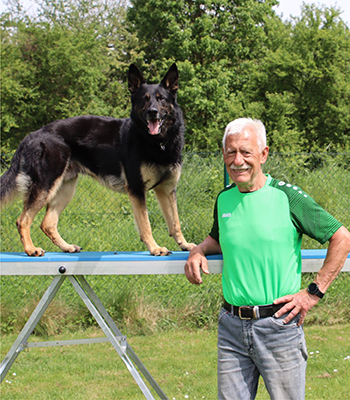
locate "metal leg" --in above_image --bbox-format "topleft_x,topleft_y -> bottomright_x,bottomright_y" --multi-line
68,276 -> 168,400
74,275 -> 168,400
0,275 -> 66,383
1,274 -> 168,400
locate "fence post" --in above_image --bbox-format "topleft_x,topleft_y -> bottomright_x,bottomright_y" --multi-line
224,164 -> 229,187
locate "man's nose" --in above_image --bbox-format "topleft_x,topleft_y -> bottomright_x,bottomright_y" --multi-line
232,152 -> 244,165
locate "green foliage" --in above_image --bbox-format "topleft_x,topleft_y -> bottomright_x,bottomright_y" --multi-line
127,0 -> 280,150
1,0 -> 139,148
1,1 -> 350,150
242,4 -> 350,151
128,0 -> 278,63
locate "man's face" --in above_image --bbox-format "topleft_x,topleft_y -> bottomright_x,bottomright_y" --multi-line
223,126 -> 269,192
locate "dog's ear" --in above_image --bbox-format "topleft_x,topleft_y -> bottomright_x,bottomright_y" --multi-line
160,63 -> 179,96
128,64 -> 146,94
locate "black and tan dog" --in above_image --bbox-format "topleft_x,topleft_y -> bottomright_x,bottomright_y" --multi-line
0,64 -> 196,256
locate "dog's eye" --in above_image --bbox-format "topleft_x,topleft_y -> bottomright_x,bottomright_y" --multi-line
144,94 -> 150,102
156,94 -> 165,101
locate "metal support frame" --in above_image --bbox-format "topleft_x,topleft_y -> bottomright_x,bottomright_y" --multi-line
1,250 -> 348,398
0,274 -> 168,400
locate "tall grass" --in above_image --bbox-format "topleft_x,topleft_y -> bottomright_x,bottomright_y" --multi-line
1,272 -> 349,337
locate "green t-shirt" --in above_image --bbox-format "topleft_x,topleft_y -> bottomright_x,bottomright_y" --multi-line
209,174 -> 342,306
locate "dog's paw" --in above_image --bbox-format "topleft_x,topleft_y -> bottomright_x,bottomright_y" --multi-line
151,247 -> 172,256
180,242 -> 197,251
27,247 -> 46,257
63,245 -> 82,253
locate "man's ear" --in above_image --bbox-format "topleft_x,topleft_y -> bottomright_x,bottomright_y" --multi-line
260,146 -> 269,164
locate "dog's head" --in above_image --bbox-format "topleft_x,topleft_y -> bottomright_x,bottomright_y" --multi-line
128,64 -> 180,137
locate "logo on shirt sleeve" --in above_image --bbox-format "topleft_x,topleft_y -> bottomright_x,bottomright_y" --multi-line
222,213 -> 232,218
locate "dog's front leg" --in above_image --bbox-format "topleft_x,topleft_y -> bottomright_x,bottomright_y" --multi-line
153,184 -> 196,252
127,191 -> 172,256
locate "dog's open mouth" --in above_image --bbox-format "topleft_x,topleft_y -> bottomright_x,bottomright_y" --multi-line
148,119 -> 161,135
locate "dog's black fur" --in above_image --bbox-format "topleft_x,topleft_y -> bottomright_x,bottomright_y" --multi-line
1,64 -> 195,256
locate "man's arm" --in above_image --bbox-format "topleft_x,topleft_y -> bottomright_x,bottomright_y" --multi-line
184,235 -> 222,285
315,225 -> 350,293
274,226 -> 350,325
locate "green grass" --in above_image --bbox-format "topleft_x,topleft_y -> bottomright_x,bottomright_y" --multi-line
1,325 -> 349,399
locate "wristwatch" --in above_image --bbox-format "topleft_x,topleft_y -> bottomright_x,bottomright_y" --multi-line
307,283 -> 324,299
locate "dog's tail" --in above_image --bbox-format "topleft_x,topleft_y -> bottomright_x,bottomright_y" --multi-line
0,152 -> 25,208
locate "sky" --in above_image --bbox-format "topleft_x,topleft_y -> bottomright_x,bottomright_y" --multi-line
0,0 -> 349,25
274,0 -> 349,24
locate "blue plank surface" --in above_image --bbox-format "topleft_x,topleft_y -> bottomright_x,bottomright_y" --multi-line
0,251 -> 214,263
0,249 -> 339,263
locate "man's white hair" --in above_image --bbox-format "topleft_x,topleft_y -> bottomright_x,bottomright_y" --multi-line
222,118 -> 267,152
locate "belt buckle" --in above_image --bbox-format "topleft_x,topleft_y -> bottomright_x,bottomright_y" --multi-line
238,306 -> 252,320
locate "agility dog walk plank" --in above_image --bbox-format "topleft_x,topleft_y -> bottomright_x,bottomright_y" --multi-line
1,250 -> 348,275
0,251 -> 223,275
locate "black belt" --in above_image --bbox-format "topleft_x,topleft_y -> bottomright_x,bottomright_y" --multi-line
223,300 -> 286,320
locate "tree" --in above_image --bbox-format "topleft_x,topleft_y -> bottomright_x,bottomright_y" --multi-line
1,0 -> 141,148
127,0 -> 279,150
240,4 -> 350,152
2,1 -> 349,153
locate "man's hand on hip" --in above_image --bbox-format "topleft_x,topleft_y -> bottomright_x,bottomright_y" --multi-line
273,290 -> 320,326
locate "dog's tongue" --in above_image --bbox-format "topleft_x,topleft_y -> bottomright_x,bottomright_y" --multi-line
148,120 -> 160,135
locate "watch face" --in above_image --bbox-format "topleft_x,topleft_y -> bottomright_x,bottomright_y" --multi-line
308,283 -> 318,293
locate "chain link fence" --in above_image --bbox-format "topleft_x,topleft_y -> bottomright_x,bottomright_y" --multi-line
1,152 -> 350,333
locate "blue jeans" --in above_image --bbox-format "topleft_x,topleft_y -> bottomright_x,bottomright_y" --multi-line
217,308 -> 308,400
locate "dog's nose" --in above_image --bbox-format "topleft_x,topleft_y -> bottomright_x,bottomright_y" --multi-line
147,108 -> 159,120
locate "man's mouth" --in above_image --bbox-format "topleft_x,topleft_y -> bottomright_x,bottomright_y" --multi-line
230,166 -> 251,172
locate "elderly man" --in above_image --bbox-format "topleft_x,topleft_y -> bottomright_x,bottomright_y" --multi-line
184,118 -> 350,400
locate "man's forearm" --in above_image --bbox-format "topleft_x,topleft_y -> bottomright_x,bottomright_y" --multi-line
316,226 -> 350,293
191,235 -> 222,257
